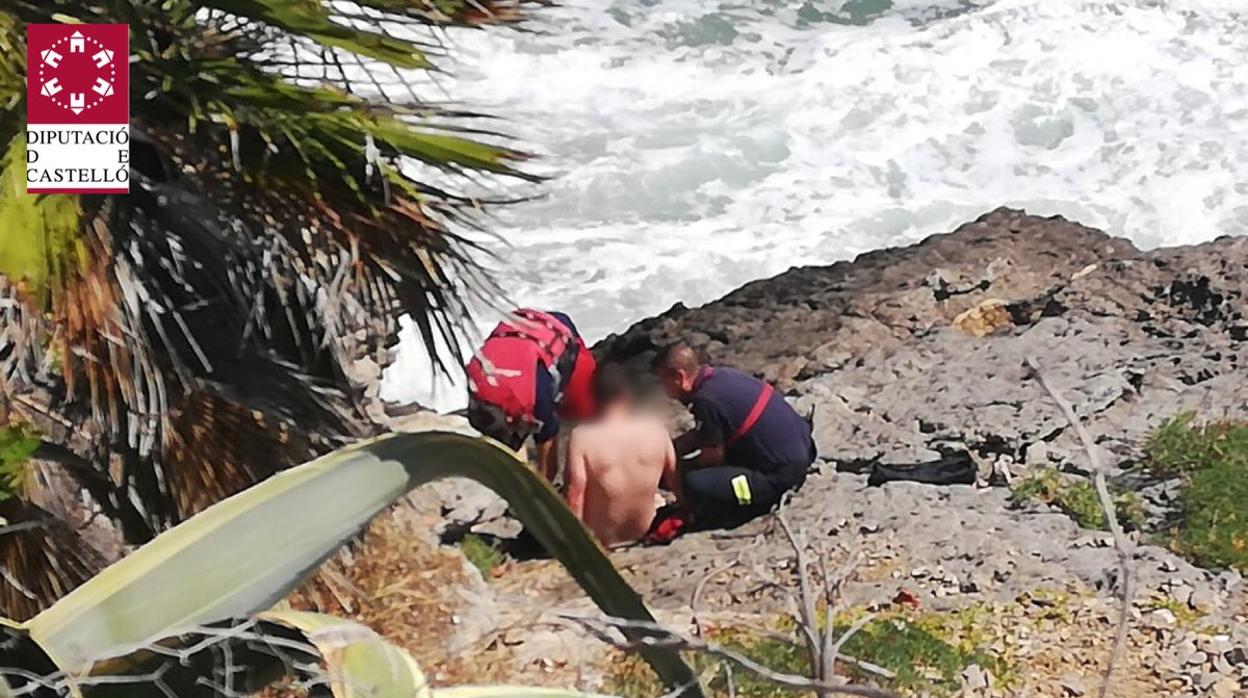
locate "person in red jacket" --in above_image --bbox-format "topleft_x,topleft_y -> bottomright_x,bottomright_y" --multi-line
465,309 -> 597,480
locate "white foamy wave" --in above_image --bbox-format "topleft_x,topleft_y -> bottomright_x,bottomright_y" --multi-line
382,0 -> 1248,411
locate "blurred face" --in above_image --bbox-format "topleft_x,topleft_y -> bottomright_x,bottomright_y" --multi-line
601,388 -> 635,414
656,365 -> 696,400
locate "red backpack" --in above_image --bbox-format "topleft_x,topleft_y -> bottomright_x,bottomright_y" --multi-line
465,309 -> 576,422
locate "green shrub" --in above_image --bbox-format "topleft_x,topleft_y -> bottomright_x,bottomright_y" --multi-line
835,618 -> 1002,695
1178,460 -> 1248,569
1144,415 -> 1248,571
0,425 -> 39,501
608,612 -> 1006,697
1009,469 -> 1144,531
459,533 -> 504,578
1144,412 -> 1248,476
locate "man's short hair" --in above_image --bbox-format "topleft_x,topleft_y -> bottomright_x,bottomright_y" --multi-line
592,362 -> 634,405
651,341 -> 702,374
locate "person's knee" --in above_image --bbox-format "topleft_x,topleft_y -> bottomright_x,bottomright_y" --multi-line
683,468 -> 759,511
680,470 -> 718,513
782,470 -> 807,497
725,471 -> 765,509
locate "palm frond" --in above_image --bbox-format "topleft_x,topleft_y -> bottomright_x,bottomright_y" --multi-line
0,499 -> 106,621
0,0 -> 548,601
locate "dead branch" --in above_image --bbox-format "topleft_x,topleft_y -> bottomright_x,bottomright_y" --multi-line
1026,356 -> 1134,698
774,509 -> 821,674
656,676 -> 707,698
563,613 -> 901,698
691,554 -> 742,637
774,502 -> 865,686
732,625 -> 896,682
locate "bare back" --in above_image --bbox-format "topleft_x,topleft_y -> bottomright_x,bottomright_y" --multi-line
565,414 -> 674,547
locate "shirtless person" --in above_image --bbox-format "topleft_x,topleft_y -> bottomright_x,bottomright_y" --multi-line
564,364 -> 679,547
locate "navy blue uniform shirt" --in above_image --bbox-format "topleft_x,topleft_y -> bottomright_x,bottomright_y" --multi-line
688,366 -> 814,471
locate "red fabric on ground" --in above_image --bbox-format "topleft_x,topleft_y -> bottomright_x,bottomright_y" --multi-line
644,509 -> 691,546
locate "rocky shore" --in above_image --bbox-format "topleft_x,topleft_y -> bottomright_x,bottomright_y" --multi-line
407,209 -> 1248,696
596,207 -> 1246,472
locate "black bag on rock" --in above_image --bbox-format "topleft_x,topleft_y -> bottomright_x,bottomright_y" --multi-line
866,451 -> 977,487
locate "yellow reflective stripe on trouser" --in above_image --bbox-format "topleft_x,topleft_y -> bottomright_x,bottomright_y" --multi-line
731,475 -> 752,506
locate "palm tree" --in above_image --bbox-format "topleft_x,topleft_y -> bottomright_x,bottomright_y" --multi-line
0,0 -> 543,618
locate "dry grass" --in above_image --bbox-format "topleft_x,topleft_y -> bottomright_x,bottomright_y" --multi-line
283,503 -> 518,686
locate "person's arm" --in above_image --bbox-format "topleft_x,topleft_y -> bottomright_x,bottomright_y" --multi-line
687,444 -> 725,468
680,399 -> 726,469
533,366 -> 560,481
660,440 -> 685,506
672,430 -> 701,459
536,437 -> 559,482
564,434 -> 588,520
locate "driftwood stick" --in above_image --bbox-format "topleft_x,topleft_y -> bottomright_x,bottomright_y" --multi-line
1026,356 -> 1134,698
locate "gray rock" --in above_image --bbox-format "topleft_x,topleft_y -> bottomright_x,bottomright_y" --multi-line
1198,672 -> 1225,692
1171,583 -> 1195,608
586,208 -> 1248,689
1212,653 -> 1234,675
1192,586 -> 1221,611
1058,675 -> 1087,696
601,210 -> 1248,522
1210,677 -> 1242,698
961,663 -> 991,691
1184,650 -> 1209,667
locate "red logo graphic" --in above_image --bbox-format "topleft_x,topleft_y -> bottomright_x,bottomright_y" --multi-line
27,24 -> 128,125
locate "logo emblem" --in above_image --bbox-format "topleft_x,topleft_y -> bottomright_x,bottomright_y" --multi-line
26,24 -> 130,194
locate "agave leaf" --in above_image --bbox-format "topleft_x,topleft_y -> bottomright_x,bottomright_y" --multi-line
258,610 -> 431,698
23,427 -> 700,695
432,689 -> 617,698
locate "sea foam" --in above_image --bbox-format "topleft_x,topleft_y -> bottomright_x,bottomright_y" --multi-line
382,0 -> 1248,412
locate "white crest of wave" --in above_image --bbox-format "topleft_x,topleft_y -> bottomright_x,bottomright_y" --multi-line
382,0 -> 1248,412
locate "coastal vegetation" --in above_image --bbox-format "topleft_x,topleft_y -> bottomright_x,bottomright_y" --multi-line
609,609 -> 1008,698
0,430 -> 696,696
1008,468 -> 1145,532
0,0 -> 541,616
1144,414 -> 1248,571
1007,413 -> 1248,572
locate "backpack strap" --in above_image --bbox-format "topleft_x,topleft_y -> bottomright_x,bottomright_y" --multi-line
726,382 -> 774,447
487,309 -> 574,380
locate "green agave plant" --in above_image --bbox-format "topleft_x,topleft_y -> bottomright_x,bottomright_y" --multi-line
0,429 -> 701,697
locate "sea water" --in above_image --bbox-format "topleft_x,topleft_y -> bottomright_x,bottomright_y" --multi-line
381,0 -> 1248,411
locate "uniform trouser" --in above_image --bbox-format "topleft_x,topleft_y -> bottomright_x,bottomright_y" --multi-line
682,462 -> 808,529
